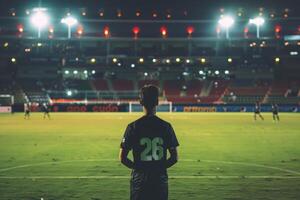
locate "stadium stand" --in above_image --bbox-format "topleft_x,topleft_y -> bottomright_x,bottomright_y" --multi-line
92,79 -> 109,91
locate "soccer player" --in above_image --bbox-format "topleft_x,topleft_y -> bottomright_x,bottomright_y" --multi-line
272,103 -> 280,122
42,103 -> 51,120
24,103 -> 30,119
254,101 -> 264,121
119,85 -> 179,200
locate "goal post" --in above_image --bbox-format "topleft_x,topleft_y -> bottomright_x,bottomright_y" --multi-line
0,94 -> 14,113
129,101 -> 173,113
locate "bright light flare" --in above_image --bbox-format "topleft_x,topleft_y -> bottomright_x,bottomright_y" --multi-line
249,17 -> 265,26
61,16 -> 78,26
31,11 -> 49,29
218,16 -> 234,28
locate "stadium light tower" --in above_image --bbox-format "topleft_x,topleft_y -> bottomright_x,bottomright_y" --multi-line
249,17 -> 265,38
30,8 -> 49,38
218,16 -> 234,39
61,16 -> 78,39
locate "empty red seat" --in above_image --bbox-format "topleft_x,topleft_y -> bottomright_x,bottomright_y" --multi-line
93,80 -> 109,91
112,80 -> 134,91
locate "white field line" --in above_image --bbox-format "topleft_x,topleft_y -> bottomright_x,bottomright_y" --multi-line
0,175 -> 299,180
0,159 -> 299,175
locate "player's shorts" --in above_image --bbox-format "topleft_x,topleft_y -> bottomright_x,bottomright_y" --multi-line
25,110 -> 30,114
254,111 -> 260,114
273,111 -> 278,115
130,170 -> 168,200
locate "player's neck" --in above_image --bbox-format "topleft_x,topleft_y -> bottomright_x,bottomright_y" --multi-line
144,108 -> 156,116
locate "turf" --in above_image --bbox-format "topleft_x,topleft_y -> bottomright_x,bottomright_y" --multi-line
0,112 -> 299,200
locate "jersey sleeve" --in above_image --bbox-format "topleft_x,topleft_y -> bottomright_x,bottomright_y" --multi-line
120,124 -> 134,150
166,123 -> 179,148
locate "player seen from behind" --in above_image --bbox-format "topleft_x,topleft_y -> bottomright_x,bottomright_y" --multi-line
119,85 -> 179,200
254,101 -> 264,121
24,103 -> 30,119
42,103 -> 51,119
272,103 -> 280,122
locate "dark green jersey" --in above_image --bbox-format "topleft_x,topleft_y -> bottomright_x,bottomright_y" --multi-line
120,115 -> 179,172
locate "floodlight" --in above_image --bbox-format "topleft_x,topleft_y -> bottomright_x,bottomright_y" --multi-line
131,64 -> 135,68
30,9 -> 49,38
219,16 -> 234,28
152,58 -> 157,63
290,51 -> 298,56
67,90 -> 72,96
225,70 -> 230,74
200,58 -> 206,64
61,16 -> 78,39
90,58 -> 96,63
61,16 -> 77,26
249,17 -> 265,38
218,16 -> 234,39
215,70 -> 220,75
250,17 -> 265,26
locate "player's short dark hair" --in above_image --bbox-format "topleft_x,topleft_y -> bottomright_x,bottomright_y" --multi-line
140,85 -> 159,110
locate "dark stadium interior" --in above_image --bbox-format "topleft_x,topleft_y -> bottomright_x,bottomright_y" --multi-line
0,0 -> 299,108
0,1 -> 300,200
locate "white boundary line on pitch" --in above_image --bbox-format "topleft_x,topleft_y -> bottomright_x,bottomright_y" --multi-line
0,175 -> 300,179
0,159 -> 299,175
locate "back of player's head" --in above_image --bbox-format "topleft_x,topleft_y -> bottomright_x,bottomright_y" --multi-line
140,85 -> 159,110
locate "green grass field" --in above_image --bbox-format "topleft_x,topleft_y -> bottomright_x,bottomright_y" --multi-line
0,113 -> 299,200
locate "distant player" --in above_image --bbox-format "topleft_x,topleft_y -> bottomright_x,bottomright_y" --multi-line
24,103 -> 30,119
272,103 -> 280,122
42,103 -> 51,119
119,85 -> 179,200
254,101 -> 264,121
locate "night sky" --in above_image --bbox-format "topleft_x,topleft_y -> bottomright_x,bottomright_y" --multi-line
0,0 -> 299,19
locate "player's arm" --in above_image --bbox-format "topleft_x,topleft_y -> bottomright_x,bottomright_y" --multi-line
119,124 -> 134,169
119,148 -> 135,169
166,147 -> 178,168
166,123 -> 179,168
